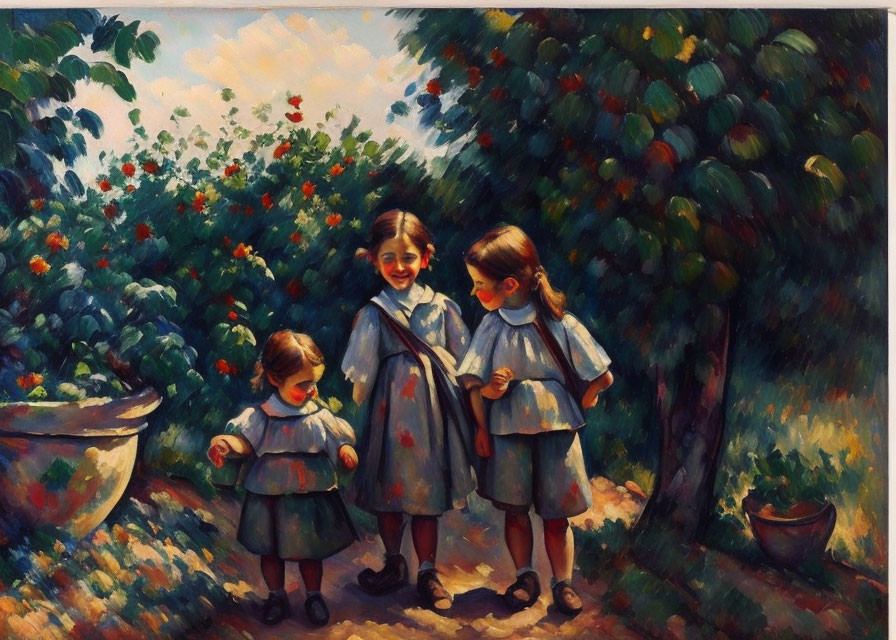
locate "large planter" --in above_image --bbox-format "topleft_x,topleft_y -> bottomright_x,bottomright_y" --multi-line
742,493 -> 837,568
0,388 -> 161,543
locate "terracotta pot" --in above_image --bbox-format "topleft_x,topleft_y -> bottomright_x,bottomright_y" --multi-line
742,493 -> 836,568
0,388 -> 161,542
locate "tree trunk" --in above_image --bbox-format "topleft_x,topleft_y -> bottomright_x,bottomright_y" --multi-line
634,307 -> 733,544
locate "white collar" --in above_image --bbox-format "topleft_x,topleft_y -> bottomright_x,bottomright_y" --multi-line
260,393 -> 320,417
371,283 -> 435,325
498,302 -> 537,326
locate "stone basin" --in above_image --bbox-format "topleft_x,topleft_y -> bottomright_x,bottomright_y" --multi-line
0,388 -> 161,543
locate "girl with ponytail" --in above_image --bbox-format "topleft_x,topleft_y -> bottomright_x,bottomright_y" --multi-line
459,224 -> 614,616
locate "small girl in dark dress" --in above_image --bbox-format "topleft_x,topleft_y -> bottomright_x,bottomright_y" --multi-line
208,330 -> 359,627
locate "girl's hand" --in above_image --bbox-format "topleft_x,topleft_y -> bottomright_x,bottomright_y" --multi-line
483,367 -> 514,399
581,389 -> 600,410
207,437 -> 231,468
338,444 -> 359,471
475,428 -> 492,458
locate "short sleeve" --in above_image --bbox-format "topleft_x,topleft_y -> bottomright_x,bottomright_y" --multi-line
341,305 -> 381,388
457,312 -> 501,385
319,409 -> 356,464
561,313 -> 612,381
442,297 -> 471,360
225,406 -> 265,451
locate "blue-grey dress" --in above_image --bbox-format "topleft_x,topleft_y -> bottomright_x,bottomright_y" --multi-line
341,283 -> 475,515
228,394 -> 359,559
457,303 -> 612,518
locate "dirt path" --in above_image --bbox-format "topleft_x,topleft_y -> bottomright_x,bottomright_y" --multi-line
181,477 -> 648,640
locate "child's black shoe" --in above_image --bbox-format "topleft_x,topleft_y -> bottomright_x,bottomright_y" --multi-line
304,594 -> 330,626
417,568 -> 453,611
551,580 -> 583,616
357,553 -> 408,594
503,570 -> 540,610
261,591 -> 290,625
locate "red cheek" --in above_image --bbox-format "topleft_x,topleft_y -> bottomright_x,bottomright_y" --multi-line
289,388 -> 308,403
476,290 -> 496,304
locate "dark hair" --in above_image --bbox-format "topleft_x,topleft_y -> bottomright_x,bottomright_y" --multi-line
251,330 -> 324,392
357,209 -> 435,260
465,224 -> 566,320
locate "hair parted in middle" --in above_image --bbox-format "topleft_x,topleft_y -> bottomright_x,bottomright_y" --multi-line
250,330 -> 324,392
465,224 -> 567,321
355,209 -> 436,261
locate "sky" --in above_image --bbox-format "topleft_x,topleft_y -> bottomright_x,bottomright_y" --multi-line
65,8 -> 437,180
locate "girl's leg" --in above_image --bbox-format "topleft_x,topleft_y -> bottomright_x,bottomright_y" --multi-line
410,515 -> 438,566
542,518 -> 574,581
260,554 -> 285,591
504,511 -> 534,570
298,559 -> 323,592
377,511 -> 405,555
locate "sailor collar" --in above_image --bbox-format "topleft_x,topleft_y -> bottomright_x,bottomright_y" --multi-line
372,283 -> 435,317
498,302 -> 537,326
260,393 -> 320,417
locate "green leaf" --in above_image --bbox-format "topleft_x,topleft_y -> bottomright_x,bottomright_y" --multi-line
804,155 -> 845,197
390,100 -> 409,117
58,55 -> 90,83
173,106 -> 191,118
850,131 -> 884,168
134,31 -> 160,63
0,62 -> 29,102
727,9 -> 768,49
362,140 -> 379,157
128,108 -> 141,125
643,80 -> 680,124
221,87 -> 235,102
686,62 -> 725,100
43,21 -> 83,56
755,44 -> 810,81
74,361 -> 91,377
536,36 -> 562,62
706,94 -> 743,138
89,62 -> 136,101
723,125 -> 768,161
619,113 -> 654,158
599,158 -> 621,181
663,125 -> 696,161
113,21 -> 139,68
773,29 -> 817,55
690,158 -> 750,216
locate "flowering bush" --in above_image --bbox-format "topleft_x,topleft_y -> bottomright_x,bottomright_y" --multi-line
0,88 -> 426,484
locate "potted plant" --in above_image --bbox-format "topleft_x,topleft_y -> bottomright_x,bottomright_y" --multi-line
742,447 -> 839,568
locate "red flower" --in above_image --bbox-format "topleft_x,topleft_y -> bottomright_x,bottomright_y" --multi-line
193,192 -> 206,212
142,161 -> 159,174
31,198 -> 45,211
121,162 -> 136,177
285,277 -> 305,299
325,213 -> 343,228
45,232 -> 69,253
290,231 -> 303,244
135,223 -> 153,242
16,372 -> 44,389
188,268 -> 199,279
244,205 -> 254,216
228,310 -> 238,321
176,203 -> 186,213
261,193 -> 274,210
287,95 -> 303,108
559,73 -> 584,93
468,66 -> 482,88
98,178 -> 112,192
302,181 -> 315,199
125,185 -> 136,193
233,242 -> 250,258
343,155 -> 355,164
103,203 -> 118,219
222,235 -> 232,247
489,48 -> 507,67
477,132 -> 493,149
96,257 -> 110,269
229,204 -> 240,214
490,87 -> 508,101
329,163 -> 344,177
426,79 -> 442,96
562,137 -> 574,151
285,112 -> 304,123
368,170 -> 378,178
224,164 -> 240,177
273,141 -> 291,159
857,74 -> 871,91
443,43 -> 463,61
829,60 -> 848,85
29,256 -> 50,275
222,292 -> 236,306
615,177 -> 637,200
215,359 -> 232,375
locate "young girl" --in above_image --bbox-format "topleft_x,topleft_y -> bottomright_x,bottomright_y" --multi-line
208,330 -> 359,627
459,224 -> 614,616
341,209 -> 474,611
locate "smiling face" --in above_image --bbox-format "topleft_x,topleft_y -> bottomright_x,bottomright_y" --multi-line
373,233 -> 430,291
270,360 -> 324,406
467,264 -> 515,311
